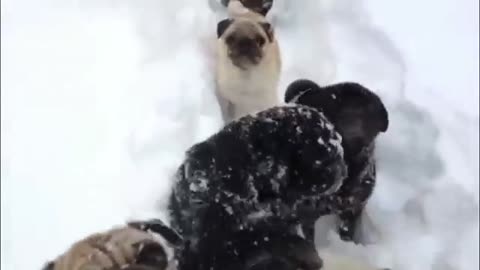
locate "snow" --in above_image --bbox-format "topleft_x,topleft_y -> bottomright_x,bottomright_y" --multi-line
1,0 -> 478,270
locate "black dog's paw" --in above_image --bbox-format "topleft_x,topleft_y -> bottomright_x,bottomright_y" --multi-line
128,219 -> 183,246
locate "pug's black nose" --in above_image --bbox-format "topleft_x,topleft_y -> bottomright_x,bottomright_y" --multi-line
237,38 -> 255,53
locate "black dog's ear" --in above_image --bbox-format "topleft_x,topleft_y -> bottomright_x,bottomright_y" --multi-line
259,22 -> 274,42
128,219 -> 183,246
217,19 -> 234,38
284,79 -> 322,103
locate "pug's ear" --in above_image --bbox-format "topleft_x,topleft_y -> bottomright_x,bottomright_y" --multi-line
132,241 -> 168,270
41,261 -> 55,270
259,22 -> 274,42
128,219 -> 182,246
217,19 -> 234,38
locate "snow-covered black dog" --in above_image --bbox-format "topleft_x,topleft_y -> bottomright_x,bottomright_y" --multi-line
284,79 -> 389,242
169,105 -> 346,270
168,80 -> 388,269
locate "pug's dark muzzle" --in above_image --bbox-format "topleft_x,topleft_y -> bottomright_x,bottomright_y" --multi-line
228,38 -> 262,67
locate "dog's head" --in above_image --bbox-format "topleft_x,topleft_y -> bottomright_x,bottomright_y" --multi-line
285,79 -> 389,156
217,18 -> 274,69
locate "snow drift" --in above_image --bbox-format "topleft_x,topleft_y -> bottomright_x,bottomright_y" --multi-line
1,0 -> 478,269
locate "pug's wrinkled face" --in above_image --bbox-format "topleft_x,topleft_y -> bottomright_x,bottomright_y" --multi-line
217,18 -> 274,69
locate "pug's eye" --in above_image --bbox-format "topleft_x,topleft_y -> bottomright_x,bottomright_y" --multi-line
255,35 -> 265,46
226,35 -> 235,44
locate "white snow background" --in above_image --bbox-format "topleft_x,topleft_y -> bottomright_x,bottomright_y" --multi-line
1,0 -> 478,269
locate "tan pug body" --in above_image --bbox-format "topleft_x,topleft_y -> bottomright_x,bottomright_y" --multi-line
215,0 -> 281,122
49,228 -> 154,270
43,220 -> 180,270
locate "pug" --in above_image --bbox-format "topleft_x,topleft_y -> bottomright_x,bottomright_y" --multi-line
215,0 -> 281,123
42,219 -> 181,270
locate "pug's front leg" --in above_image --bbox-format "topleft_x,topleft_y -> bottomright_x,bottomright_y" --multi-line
215,93 -> 235,123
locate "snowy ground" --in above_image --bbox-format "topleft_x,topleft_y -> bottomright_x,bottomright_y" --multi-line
1,0 -> 478,269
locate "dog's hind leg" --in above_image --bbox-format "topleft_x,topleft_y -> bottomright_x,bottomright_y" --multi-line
301,221 -> 316,243
337,207 -> 363,243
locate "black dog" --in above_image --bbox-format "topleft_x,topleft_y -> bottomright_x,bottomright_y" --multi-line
169,105 -> 347,270
284,79 -> 389,242
168,80 -> 388,269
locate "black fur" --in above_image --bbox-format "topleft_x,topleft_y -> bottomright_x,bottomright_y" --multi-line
169,105 -> 347,269
182,225 -> 323,270
285,79 -> 389,242
217,18 -> 234,38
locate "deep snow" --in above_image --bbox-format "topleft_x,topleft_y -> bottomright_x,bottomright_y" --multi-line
1,0 -> 478,269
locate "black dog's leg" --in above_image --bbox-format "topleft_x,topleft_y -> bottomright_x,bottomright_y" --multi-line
335,162 -> 377,243
337,207 -> 363,242
301,221 -> 316,243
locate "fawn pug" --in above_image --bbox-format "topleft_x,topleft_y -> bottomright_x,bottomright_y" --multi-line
215,0 -> 281,123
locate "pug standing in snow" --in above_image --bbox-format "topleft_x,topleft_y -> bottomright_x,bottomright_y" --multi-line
42,219 -> 181,270
215,0 -> 282,123
284,79 -> 389,242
